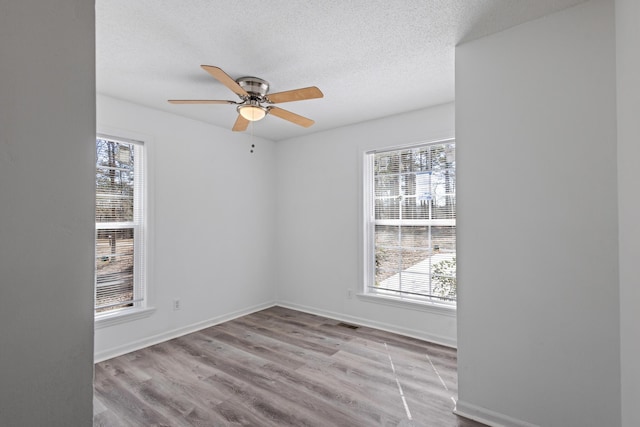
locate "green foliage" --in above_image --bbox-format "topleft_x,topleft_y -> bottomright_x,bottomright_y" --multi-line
432,257 -> 456,299
374,247 -> 388,286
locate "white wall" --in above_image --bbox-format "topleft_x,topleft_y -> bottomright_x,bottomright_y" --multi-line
616,0 -> 640,426
275,103 -> 458,346
455,1 -> 620,426
0,1 -> 95,425
95,95 -> 277,360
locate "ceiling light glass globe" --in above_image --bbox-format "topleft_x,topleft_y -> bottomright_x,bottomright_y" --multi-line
239,105 -> 266,121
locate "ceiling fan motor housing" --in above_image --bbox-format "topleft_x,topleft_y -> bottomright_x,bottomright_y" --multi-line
236,77 -> 269,98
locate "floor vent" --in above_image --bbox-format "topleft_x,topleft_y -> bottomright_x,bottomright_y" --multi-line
337,322 -> 359,329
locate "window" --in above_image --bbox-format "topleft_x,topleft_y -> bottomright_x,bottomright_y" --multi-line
95,136 -> 145,316
363,140 -> 456,306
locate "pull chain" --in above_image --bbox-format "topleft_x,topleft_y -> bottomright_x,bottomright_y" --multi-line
250,120 -> 255,153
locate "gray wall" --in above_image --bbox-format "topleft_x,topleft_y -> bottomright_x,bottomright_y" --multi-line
455,1 -> 620,426
0,0 -> 95,425
274,103 -> 457,346
94,95 -> 277,361
616,0 -> 640,426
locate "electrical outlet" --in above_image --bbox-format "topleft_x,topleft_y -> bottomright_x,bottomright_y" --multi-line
173,299 -> 181,310
347,289 -> 354,299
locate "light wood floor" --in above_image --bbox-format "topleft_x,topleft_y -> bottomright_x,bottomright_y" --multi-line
94,306 -> 485,426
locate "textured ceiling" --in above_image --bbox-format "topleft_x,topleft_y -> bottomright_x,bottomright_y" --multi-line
96,0 -> 587,141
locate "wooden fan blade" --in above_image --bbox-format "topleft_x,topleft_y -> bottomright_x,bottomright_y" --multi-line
266,86 -> 323,104
168,100 -> 236,104
232,114 -> 250,132
201,65 -> 249,97
268,107 -> 315,127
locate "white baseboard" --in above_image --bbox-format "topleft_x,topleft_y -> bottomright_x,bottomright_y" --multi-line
276,300 -> 457,348
94,300 -> 276,363
454,400 -> 539,427
95,299 -> 456,362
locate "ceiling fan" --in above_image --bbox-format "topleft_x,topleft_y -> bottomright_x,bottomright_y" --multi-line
169,65 -> 323,132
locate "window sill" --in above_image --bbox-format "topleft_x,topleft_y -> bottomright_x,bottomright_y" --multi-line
357,293 -> 456,317
95,306 -> 156,329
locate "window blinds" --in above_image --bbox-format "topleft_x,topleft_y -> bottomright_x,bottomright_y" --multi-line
367,141 -> 456,303
95,137 -> 145,314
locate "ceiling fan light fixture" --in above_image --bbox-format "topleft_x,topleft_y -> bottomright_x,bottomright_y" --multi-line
238,104 -> 267,121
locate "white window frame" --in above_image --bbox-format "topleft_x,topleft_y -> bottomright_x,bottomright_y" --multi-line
361,138 -> 456,313
95,133 -> 154,327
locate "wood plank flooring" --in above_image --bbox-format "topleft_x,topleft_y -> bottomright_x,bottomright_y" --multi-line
94,306 -> 485,426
